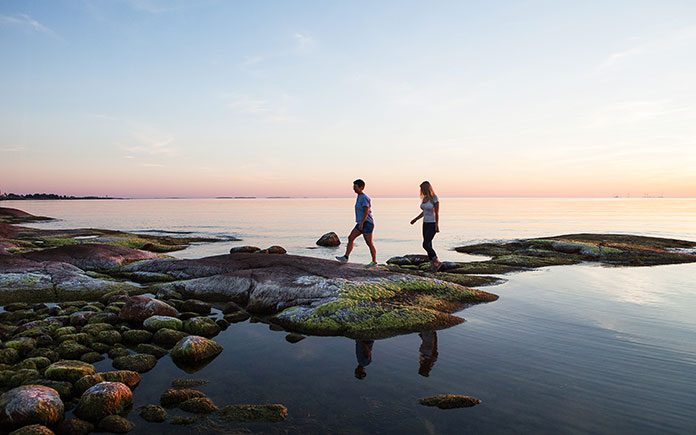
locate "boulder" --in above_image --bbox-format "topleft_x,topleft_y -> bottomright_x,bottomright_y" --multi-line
138,404 -> 166,422
8,424 -> 54,435
182,317 -> 220,337
0,385 -> 64,429
179,300 -> 211,315
152,328 -> 188,348
44,361 -> 96,383
55,419 -> 94,435
170,336 -> 223,365
316,232 -> 340,247
74,382 -> 133,422
122,329 -> 153,344
118,296 -> 178,323
258,246 -> 286,254
98,415 -> 134,433
229,246 -> 260,254
143,316 -> 182,332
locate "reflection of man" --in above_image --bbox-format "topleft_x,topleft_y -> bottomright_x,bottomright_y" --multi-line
418,331 -> 438,377
354,339 -> 375,379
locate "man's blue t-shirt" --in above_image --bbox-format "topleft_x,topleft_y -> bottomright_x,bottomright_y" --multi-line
355,193 -> 374,224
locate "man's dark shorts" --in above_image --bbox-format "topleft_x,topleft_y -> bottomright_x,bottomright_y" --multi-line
354,221 -> 375,234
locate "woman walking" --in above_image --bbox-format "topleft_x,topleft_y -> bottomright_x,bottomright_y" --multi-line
410,181 -> 442,271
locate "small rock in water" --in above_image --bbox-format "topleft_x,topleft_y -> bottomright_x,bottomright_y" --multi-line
160,388 -> 206,407
285,333 -> 305,344
316,232 -> 341,247
138,404 -> 167,422
418,394 -> 481,409
0,385 -> 64,429
178,397 -> 218,414
98,415 -> 134,433
258,245 -> 286,254
171,378 -> 209,389
229,246 -> 260,254
112,354 -> 157,373
74,381 -> 133,422
56,418 -> 94,435
8,424 -> 54,434
170,415 -> 198,425
217,404 -> 288,422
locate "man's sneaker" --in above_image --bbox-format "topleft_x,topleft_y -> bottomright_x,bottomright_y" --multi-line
365,261 -> 378,268
336,255 -> 349,264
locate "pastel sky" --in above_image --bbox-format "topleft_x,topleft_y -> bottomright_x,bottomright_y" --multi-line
1,0 -> 695,198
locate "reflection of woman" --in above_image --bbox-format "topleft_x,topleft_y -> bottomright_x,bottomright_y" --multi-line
410,181 -> 442,272
418,331 -> 438,377
354,339 -> 374,379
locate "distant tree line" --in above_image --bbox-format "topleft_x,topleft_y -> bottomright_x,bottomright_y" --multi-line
0,192 -> 117,200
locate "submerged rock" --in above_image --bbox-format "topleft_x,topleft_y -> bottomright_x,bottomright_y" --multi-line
138,404 -> 166,422
160,388 -> 206,407
0,385 -> 64,429
217,404 -> 288,422
178,397 -> 218,414
419,394 -> 481,409
98,415 -> 134,433
229,246 -> 260,254
55,418 -> 94,435
74,381 -> 133,422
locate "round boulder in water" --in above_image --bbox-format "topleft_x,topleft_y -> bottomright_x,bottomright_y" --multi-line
74,381 -> 133,422
170,336 -> 222,373
0,385 -> 64,429
316,232 -> 340,247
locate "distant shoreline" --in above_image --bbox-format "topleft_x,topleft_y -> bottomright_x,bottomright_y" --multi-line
0,194 -> 123,201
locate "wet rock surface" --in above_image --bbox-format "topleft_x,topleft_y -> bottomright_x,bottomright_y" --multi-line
419,394 -> 482,409
0,385 -> 64,429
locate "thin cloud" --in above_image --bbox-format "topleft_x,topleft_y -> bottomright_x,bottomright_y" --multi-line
0,146 -> 25,152
141,163 -> 164,167
239,31 -> 317,70
595,25 -> 696,73
0,13 -> 59,38
222,93 -> 293,123
123,129 -> 178,157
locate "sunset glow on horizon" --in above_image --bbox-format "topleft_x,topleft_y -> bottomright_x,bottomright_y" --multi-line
2,1 -> 695,198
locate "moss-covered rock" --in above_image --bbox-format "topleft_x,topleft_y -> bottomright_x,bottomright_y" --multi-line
95,330 -> 122,345
112,354 -> 157,373
170,336 -> 222,366
0,385 -> 64,429
182,317 -> 220,337
98,415 -> 134,433
107,347 -> 130,359
81,323 -> 113,335
80,352 -> 105,363
8,424 -> 54,435
159,388 -> 206,407
178,397 -> 218,414
74,375 -> 105,396
5,337 -> 37,355
143,316 -> 182,332
419,394 -> 481,409
55,418 -> 94,435
0,348 -> 20,365
216,404 -> 288,422
45,361 -> 96,383
152,328 -> 188,348
122,329 -> 153,344
119,296 -> 178,323
56,340 -> 92,360
138,404 -> 167,422
16,357 -> 51,371
74,381 -> 133,422
9,369 -> 41,387
135,343 -> 168,359
101,371 -> 141,390
56,333 -> 91,345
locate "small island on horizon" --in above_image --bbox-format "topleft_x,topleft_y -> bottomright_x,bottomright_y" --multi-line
0,192 -> 122,201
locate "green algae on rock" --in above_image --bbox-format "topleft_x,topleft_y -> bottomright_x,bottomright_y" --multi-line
44,361 -> 96,384
178,397 -> 219,414
97,414 -> 134,433
160,388 -> 206,407
419,394 -> 481,409
8,424 -> 55,435
138,404 -> 167,422
112,354 -> 157,373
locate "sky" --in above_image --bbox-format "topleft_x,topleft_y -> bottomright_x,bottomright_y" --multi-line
1,0 -> 695,198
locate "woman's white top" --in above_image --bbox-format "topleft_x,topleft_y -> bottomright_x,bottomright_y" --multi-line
420,195 -> 439,223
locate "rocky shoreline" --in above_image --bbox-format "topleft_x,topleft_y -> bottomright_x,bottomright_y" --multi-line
1,206 -> 695,433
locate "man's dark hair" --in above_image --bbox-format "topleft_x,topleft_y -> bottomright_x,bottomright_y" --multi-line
353,179 -> 365,188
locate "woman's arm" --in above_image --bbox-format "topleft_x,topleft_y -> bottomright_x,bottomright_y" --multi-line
410,212 -> 424,225
434,202 -> 440,232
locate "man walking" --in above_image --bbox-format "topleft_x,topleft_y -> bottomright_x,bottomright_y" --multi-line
336,179 -> 377,267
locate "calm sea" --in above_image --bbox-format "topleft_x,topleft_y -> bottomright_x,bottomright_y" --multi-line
5,198 -> 696,434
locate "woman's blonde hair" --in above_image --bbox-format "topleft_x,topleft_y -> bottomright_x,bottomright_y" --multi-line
420,181 -> 436,200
